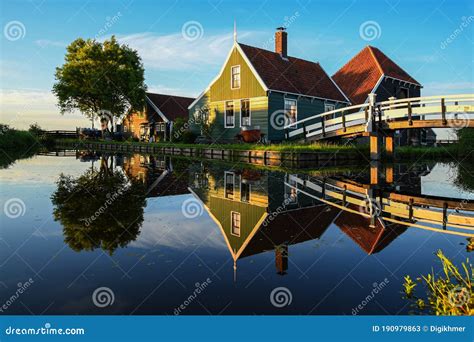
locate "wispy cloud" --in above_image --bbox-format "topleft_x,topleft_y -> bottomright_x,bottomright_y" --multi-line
423,81 -> 474,95
0,89 -> 90,130
35,39 -> 67,48
115,31 -> 254,71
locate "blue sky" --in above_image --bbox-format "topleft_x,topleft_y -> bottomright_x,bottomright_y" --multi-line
1,0 -> 473,129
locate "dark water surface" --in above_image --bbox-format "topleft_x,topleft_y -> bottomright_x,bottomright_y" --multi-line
1,151 -> 473,315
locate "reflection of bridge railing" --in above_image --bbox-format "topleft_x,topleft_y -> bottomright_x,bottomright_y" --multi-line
285,94 -> 474,141
286,175 -> 474,238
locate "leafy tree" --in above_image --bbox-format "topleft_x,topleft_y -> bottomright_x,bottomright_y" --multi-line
51,156 -> 147,255
53,36 -> 147,130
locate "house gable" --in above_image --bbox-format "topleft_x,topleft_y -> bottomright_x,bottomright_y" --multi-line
209,44 -> 267,102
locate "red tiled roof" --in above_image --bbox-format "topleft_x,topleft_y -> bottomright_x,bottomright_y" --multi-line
332,46 -> 421,104
146,92 -> 194,121
239,43 -> 348,103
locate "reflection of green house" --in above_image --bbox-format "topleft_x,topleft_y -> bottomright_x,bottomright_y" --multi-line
188,165 -> 340,276
188,27 -> 349,143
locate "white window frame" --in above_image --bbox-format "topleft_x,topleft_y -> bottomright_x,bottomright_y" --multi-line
325,103 -> 336,120
224,171 -> 235,199
231,65 -> 241,90
230,211 -> 241,237
224,101 -> 235,128
240,180 -> 251,203
284,98 -> 298,129
240,99 -> 251,127
397,86 -> 409,99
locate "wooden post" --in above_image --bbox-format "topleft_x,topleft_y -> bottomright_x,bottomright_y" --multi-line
441,98 -> 447,125
370,162 -> 379,185
385,132 -> 394,159
442,202 -> 448,230
321,116 -> 326,137
370,134 -> 380,161
407,102 -> 412,125
342,111 -> 346,132
385,165 -> 394,184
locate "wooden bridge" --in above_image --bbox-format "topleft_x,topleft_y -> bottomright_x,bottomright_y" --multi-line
284,94 -> 474,160
42,130 -> 78,139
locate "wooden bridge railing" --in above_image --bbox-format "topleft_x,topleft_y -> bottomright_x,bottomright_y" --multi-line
284,93 -> 474,141
286,174 -> 474,238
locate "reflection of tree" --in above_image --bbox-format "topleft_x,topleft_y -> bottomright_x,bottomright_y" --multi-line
51,158 -> 146,255
454,162 -> 474,192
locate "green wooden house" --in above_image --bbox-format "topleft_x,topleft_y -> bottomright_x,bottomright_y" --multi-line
188,28 -> 350,143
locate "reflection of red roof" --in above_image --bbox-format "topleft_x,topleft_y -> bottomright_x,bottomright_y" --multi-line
332,46 -> 421,104
146,93 -> 194,121
239,43 -> 348,102
335,207 -> 406,254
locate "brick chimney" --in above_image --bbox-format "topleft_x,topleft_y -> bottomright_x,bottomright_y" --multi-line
275,27 -> 287,58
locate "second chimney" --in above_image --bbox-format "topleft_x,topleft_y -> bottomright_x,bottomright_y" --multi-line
275,27 -> 287,58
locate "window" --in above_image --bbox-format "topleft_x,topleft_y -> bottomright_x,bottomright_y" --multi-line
284,99 -> 297,128
231,212 -> 241,236
231,65 -> 241,89
225,101 -> 235,128
325,103 -> 336,119
240,99 -> 251,127
225,172 -> 234,199
240,182 -> 250,202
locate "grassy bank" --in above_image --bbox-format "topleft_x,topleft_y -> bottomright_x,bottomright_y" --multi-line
395,144 -> 470,159
58,138 -> 368,153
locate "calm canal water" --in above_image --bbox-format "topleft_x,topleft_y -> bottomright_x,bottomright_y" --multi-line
1,151 -> 473,315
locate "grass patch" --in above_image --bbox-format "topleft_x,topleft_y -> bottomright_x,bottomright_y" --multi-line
57,138 -> 367,153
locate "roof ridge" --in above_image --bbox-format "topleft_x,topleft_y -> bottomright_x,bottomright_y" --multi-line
146,92 -> 194,100
367,46 -> 384,77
